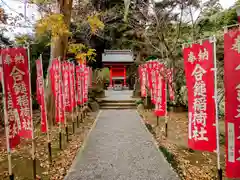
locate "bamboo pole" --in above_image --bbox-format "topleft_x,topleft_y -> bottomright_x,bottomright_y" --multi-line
223,23 -> 240,30
75,66 -> 79,128
27,45 -> 37,180
57,57 -> 62,150
61,60 -> 68,143
39,55 -> 52,164
70,62 -> 75,134
1,51 -> 14,180
212,36 -> 222,180
75,63 -> 80,127
81,65 -> 84,123
76,105 -> 80,127
165,79 -> 168,138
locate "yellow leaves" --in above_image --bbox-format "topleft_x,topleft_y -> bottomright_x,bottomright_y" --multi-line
76,53 -> 87,63
28,0 -> 52,4
76,49 -> 97,63
35,13 -> 70,38
87,15 -> 104,34
15,35 -> 30,45
68,43 -> 86,54
68,43 -> 97,63
87,48 -> 97,57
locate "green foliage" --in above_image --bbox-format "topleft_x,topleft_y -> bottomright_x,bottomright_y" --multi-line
145,56 -> 157,61
15,33 -> 50,61
159,146 -> 175,165
135,99 -> 143,105
94,68 -> 110,83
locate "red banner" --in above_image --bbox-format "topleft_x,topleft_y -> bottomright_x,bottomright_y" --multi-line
167,68 -> 175,101
83,65 -> 89,103
146,61 -> 153,91
139,65 -> 147,97
154,63 -> 166,116
50,59 -> 64,123
62,62 -> 71,112
69,63 -> 76,109
183,40 -> 216,152
36,59 -> 47,133
2,85 -> 21,148
146,61 -> 155,103
154,61 -> 165,104
224,28 -> 240,178
0,66 -> 2,82
151,69 -> 156,104
2,47 -> 33,142
76,65 -> 83,105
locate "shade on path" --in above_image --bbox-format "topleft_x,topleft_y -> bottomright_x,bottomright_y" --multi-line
64,109 -> 179,180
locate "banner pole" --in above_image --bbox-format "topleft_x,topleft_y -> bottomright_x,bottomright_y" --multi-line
70,63 -> 75,134
222,23 -> 240,30
81,67 -> 85,123
212,36 -> 222,180
165,79 -> 168,138
75,64 -> 80,128
57,58 -> 62,150
40,55 -> 52,164
1,52 -> 14,180
82,105 -> 85,121
77,105 -> 80,127
80,105 -> 83,123
27,45 -> 36,179
61,61 -> 68,143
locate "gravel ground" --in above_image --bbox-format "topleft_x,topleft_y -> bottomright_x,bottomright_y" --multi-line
64,110 -> 179,180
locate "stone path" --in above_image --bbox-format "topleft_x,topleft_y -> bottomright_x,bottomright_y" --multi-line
64,110 -> 179,180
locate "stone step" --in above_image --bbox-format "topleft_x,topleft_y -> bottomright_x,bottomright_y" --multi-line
100,106 -> 136,110
98,98 -> 137,110
99,100 -> 136,104
100,102 -> 136,107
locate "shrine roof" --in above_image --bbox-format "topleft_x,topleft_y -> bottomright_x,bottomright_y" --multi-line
102,50 -> 134,63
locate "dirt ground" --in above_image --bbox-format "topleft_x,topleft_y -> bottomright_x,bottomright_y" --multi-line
0,109 -> 98,180
138,105 -> 240,180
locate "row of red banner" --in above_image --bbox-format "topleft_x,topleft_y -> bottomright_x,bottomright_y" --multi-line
139,29 -> 240,178
1,48 -> 92,149
40,58 -> 92,128
138,60 -> 174,117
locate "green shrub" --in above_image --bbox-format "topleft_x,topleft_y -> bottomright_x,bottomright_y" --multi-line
135,99 -> 143,105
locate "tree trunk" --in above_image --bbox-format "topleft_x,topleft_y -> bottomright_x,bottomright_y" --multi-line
47,0 -> 73,124
51,0 -> 73,59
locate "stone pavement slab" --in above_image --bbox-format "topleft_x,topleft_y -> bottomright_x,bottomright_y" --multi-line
64,110 -> 179,180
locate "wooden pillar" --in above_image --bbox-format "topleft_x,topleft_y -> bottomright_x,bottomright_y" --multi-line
123,66 -> 126,87
109,66 -> 113,87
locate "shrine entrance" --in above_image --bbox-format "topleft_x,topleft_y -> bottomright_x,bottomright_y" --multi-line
102,50 -> 134,90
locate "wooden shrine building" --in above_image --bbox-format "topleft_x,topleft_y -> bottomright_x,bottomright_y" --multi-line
102,50 -> 134,90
